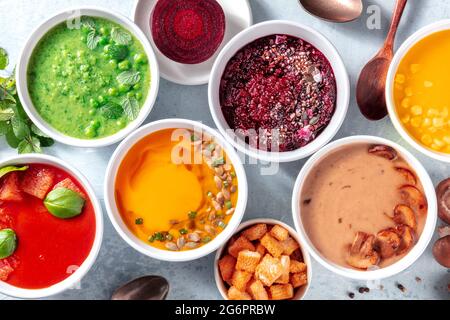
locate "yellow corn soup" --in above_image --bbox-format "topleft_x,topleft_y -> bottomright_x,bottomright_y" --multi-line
115,128 -> 238,251
394,30 -> 450,153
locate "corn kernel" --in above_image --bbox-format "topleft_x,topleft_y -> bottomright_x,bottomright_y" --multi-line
427,108 -> 439,117
433,117 -> 445,128
443,136 -> 450,144
422,117 -> 432,127
395,74 -> 406,84
410,64 -> 420,74
421,134 -> 433,145
433,138 -> 445,148
424,81 -> 433,88
410,117 -> 422,128
401,98 -> 410,108
411,105 -> 423,115
404,87 -> 413,97
431,143 -> 443,151
401,115 -> 410,124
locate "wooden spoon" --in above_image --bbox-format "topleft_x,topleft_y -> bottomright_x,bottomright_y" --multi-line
356,0 -> 408,120
111,275 -> 169,300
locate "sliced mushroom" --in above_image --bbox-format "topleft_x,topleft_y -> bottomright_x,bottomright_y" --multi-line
432,235 -> 450,268
395,225 -> 416,255
399,185 -> 427,215
395,167 -> 417,186
393,204 -> 417,231
346,232 -> 380,269
368,145 -> 398,160
436,178 -> 450,224
375,228 -> 401,259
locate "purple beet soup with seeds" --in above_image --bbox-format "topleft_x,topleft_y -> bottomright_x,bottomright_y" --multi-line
151,0 -> 226,64
220,34 -> 337,152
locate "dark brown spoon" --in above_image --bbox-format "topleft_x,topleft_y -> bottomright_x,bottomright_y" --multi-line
299,0 -> 363,23
356,0 -> 408,120
111,275 -> 169,300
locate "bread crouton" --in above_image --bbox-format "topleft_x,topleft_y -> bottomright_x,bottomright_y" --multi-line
270,225 -> 289,241
236,250 -> 261,273
289,260 -> 307,273
255,254 -> 283,286
231,270 -> 253,292
218,254 -> 236,282
290,272 -> 308,288
228,236 -> 255,258
260,233 -> 284,258
248,280 -> 268,300
228,286 -> 252,300
275,255 -> 290,284
269,284 -> 294,300
280,236 -> 300,255
256,243 -> 266,256
242,223 -> 268,241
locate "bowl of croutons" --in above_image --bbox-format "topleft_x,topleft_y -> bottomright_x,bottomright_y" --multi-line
214,219 -> 312,300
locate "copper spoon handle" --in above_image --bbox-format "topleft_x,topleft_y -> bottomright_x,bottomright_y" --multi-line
382,0 -> 408,55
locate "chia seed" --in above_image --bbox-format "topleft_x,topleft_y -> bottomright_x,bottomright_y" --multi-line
220,34 -> 336,152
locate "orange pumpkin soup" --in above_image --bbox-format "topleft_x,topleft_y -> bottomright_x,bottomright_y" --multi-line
115,128 -> 238,251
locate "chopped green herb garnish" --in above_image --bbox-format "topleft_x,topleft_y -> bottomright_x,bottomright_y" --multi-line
202,236 -> 212,243
216,213 -> 224,219
212,157 -> 225,167
225,201 -> 232,209
135,218 -> 143,225
154,232 -> 165,241
179,228 -> 188,235
190,134 -> 199,142
207,143 -> 216,152
207,191 -> 213,198
148,235 -> 155,243
188,211 -> 197,219
165,234 -> 173,241
218,221 -> 227,229
230,172 -> 236,178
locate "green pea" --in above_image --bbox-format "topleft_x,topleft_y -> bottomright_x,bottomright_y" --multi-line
108,87 -> 118,96
98,95 -> 107,104
133,83 -> 141,90
81,25 -> 91,35
135,92 -> 142,100
118,84 -> 130,94
126,92 -> 134,98
116,120 -> 125,128
84,125 -> 97,138
89,98 -> 99,108
80,64 -> 89,72
80,35 -> 86,42
88,109 -> 96,116
99,27 -> 108,35
133,53 -> 147,64
108,59 -> 117,69
103,44 -> 111,53
118,60 -> 130,71
90,119 -> 101,129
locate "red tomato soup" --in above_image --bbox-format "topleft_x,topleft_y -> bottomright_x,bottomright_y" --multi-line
0,164 -> 96,289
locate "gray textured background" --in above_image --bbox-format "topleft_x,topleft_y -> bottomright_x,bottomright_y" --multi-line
0,0 -> 449,300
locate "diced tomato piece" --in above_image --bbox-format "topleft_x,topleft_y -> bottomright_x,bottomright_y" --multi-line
53,178 -> 86,199
21,167 -> 55,199
0,173 -> 23,202
0,257 -> 17,281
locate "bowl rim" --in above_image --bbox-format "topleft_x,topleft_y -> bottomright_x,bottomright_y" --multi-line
208,19 -> 350,163
291,135 -> 437,280
104,118 -> 248,262
0,154 -> 104,299
16,6 -> 160,148
213,218 -> 312,300
386,19 -> 450,163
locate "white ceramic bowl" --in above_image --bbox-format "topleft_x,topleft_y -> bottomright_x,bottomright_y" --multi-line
16,6 -> 160,148
292,135 -> 437,280
386,20 -> 450,163
104,118 -> 248,262
214,218 -> 312,300
0,154 -> 103,299
208,20 -> 350,162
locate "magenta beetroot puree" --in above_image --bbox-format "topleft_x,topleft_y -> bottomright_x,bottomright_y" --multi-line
151,0 -> 225,64
220,35 -> 337,152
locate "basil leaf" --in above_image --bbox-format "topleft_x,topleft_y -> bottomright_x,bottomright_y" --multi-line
5,127 -> 20,148
31,124 -> 49,138
0,229 -> 16,259
122,97 -> 139,121
18,137 -> 41,154
0,87 -> 15,103
117,70 -> 140,86
38,136 -> 55,148
111,27 -> 132,45
87,30 -> 100,50
100,102 -> 123,120
44,187 -> 86,219
11,116 -> 30,140
0,121 -> 9,136
0,165 -> 28,179
0,48 -> 8,70
0,108 -> 14,121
